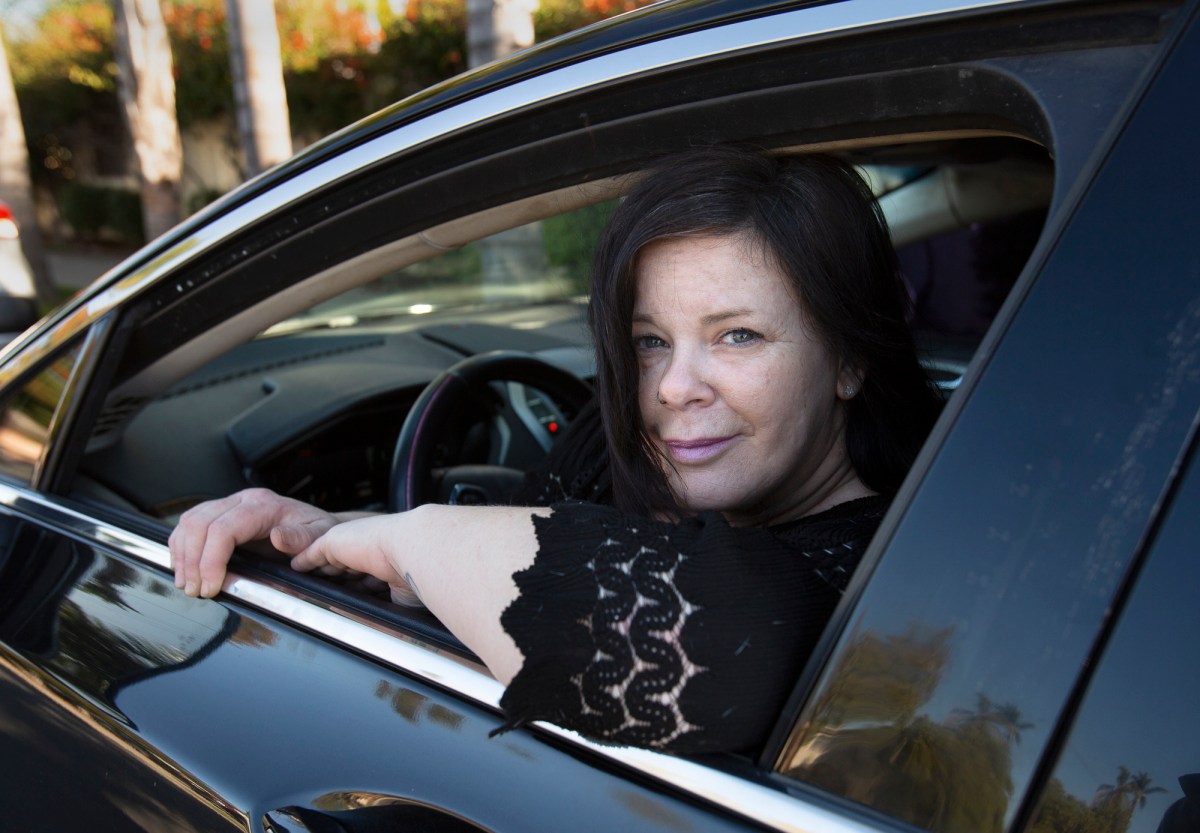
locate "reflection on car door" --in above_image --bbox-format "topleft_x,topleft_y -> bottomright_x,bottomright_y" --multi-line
0,520 -> 242,831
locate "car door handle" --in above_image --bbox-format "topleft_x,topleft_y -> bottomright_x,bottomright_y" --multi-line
265,803 -> 487,833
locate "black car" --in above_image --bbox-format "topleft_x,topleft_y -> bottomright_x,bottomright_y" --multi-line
1,1 -> 1197,831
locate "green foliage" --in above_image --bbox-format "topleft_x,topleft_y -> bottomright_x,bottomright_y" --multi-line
58,182 -> 143,245
542,200 -> 616,293
164,1 -> 234,129
367,0 -> 467,108
8,0 -> 653,223
787,625 -> 1009,833
1027,774 -> 1153,833
787,625 -> 1167,833
9,0 -> 652,145
8,0 -> 122,189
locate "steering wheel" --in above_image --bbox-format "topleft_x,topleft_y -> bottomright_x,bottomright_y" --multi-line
389,351 -> 593,512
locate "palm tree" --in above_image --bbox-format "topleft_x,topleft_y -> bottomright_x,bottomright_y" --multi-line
1094,767 -> 1167,813
1124,771 -> 1167,812
466,0 -> 543,301
949,694 -> 1034,747
466,0 -> 537,67
225,0 -> 292,177
112,0 -> 184,241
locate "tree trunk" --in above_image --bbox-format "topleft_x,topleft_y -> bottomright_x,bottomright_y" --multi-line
466,0 -> 542,303
466,0 -> 537,67
0,23 -> 55,305
112,0 -> 184,242
225,0 -> 292,178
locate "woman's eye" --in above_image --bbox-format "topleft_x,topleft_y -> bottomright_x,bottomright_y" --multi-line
635,334 -> 667,350
722,328 -> 760,345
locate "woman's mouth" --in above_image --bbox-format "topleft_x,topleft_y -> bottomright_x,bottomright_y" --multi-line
663,436 -> 738,464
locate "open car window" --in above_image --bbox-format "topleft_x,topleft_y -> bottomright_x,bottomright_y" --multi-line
73,142 -> 1053,525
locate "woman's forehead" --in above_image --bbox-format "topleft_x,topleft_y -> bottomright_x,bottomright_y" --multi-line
632,233 -> 804,316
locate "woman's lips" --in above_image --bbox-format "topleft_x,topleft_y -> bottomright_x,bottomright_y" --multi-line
663,435 -> 738,463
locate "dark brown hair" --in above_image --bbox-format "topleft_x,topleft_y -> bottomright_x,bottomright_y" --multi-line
588,145 -> 941,518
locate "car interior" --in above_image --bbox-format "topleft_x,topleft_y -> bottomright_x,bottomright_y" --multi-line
39,133 -> 1050,647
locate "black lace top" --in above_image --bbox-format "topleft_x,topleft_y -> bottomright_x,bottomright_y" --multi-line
498,403 -> 888,755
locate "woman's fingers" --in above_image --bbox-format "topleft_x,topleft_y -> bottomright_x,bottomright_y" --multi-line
171,492 -> 267,596
288,528 -> 351,574
290,517 -> 400,582
170,489 -> 336,598
269,520 -> 333,555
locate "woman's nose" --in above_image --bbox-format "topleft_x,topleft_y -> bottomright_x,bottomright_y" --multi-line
656,347 -> 713,408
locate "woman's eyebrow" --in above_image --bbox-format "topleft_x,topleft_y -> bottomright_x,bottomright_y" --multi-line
701,309 -> 753,326
632,308 -> 755,326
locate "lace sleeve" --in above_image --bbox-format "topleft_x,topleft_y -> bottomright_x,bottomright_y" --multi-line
498,501 -> 875,755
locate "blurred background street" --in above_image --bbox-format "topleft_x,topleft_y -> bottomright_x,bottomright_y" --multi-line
47,245 -> 132,293
1,0 -> 655,315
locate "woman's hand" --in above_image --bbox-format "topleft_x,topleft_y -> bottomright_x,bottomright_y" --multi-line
288,514 -> 422,607
169,488 -> 345,598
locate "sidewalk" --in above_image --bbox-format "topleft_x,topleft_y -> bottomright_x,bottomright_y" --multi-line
47,246 -> 137,293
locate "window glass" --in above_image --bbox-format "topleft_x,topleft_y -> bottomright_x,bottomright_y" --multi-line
1023,443 -> 1200,833
0,342 -> 84,483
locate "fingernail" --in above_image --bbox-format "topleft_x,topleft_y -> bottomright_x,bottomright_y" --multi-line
184,581 -> 196,596
200,582 -> 211,598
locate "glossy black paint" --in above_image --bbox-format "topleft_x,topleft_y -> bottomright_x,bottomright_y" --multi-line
0,515 -> 764,832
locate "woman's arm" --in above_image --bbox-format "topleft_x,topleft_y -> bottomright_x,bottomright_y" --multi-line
289,504 -> 550,684
171,491 -> 550,684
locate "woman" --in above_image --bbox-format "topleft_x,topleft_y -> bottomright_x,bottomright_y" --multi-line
170,146 -> 941,754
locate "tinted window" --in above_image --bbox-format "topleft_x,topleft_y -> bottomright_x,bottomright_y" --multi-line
1024,440 -> 1200,833
0,341 -> 83,483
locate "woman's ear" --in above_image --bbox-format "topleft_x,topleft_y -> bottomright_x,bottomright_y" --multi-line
837,363 -> 863,401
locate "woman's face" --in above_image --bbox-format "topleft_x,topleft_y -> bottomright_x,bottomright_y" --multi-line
633,233 -> 866,524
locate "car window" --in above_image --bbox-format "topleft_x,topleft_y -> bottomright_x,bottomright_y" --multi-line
273,202 -> 615,335
1020,439 -> 1200,833
80,149 -> 1050,525
0,340 -> 84,484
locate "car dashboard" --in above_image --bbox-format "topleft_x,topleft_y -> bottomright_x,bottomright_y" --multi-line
79,305 -> 595,520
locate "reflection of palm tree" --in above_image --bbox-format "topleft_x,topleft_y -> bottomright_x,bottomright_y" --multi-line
1094,767 -> 1167,813
949,694 -> 1033,747
994,702 -> 1033,746
1095,765 -> 1133,807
